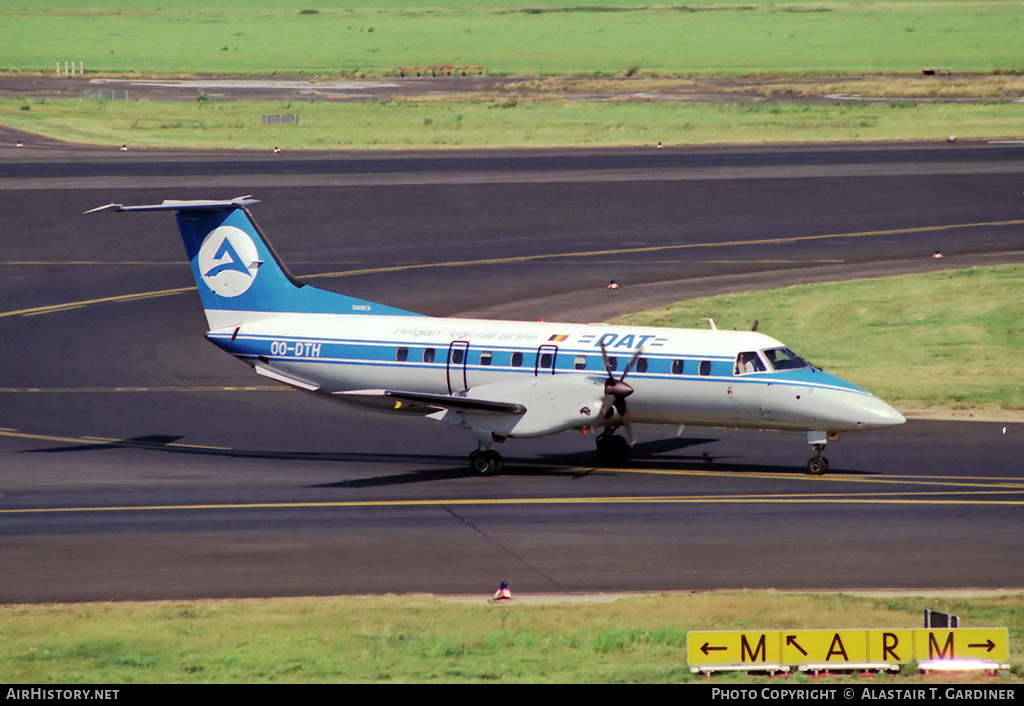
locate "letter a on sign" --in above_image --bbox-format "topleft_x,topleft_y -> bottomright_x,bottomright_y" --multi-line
826,633 -> 849,661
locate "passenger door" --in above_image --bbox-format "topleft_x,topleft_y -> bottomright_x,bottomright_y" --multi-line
447,340 -> 469,393
535,344 -> 558,376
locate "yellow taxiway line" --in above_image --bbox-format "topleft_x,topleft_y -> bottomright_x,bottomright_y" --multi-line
3,219 -> 1023,318
3,490 -> 1024,516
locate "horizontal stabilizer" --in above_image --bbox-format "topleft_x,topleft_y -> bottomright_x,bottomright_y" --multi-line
85,196 -> 259,214
254,363 -> 320,392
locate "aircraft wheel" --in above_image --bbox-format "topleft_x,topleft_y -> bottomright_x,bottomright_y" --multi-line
806,456 -> 829,476
596,434 -> 630,466
470,450 -> 503,476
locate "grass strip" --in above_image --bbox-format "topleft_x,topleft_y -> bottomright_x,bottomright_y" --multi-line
2,591 -> 1021,683
3,97 -> 1024,149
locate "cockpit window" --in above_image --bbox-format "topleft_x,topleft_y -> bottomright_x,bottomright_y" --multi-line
762,347 -> 810,371
735,351 -> 767,375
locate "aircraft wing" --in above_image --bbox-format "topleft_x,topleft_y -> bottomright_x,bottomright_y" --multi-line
334,376 -> 608,438
333,389 -> 526,415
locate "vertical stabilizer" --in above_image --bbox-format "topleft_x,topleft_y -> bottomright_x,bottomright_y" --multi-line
88,196 -> 419,329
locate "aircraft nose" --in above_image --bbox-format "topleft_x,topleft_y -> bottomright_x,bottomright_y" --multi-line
855,395 -> 906,429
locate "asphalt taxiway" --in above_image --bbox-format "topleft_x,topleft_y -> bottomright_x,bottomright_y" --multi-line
2,138 -> 1023,602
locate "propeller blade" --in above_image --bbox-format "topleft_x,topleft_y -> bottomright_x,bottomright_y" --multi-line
621,418 -> 636,446
598,340 -> 642,423
594,343 -> 642,450
599,340 -> 616,377
600,340 -> 644,382
620,347 -> 644,381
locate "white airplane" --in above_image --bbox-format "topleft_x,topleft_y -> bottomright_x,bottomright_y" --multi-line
89,195 -> 905,476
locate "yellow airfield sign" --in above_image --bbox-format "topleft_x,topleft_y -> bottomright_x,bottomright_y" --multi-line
688,628 -> 1008,668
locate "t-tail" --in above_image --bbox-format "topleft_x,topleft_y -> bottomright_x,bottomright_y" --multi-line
88,196 -> 418,329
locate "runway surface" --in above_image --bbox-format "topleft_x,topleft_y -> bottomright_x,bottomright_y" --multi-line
2,138 -> 1024,602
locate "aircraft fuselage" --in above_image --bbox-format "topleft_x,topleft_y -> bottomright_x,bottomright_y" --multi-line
207,311 -> 904,437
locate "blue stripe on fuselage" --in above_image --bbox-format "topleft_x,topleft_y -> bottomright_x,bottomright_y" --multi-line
208,331 -> 869,396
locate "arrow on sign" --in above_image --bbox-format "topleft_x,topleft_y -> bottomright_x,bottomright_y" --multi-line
968,640 -> 996,652
786,635 -> 808,656
701,642 -> 727,656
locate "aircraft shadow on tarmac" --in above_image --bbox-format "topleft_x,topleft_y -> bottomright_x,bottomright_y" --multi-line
25,433 -> 878,486
26,433 -> 468,468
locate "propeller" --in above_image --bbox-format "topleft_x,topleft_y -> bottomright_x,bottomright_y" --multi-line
598,341 -> 643,444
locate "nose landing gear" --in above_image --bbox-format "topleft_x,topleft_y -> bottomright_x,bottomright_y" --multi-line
806,448 -> 829,475
805,431 -> 832,475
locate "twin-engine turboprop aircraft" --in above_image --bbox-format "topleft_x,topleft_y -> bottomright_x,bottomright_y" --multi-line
89,196 -> 905,475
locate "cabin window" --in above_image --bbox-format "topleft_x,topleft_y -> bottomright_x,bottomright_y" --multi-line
574,355 -> 587,370
539,353 -> 553,369
699,360 -> 711,376
735,351 -> 767,375
671,359 -> 685,375
423,348 -> 435,363
763,347 -> 809,371
511,352 -> 523,367
451,349 -> 465,365
606,356 -> 618,372
480,351 -> 493,366
396,347 -> 408,362
635,357 -> 648,374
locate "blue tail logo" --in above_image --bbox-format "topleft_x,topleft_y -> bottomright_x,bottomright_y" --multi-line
197,225 -> 262,298
88,195 -> 423,320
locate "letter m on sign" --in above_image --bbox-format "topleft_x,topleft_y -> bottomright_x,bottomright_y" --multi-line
928,632 -> 954,660
741,634 -> 767,662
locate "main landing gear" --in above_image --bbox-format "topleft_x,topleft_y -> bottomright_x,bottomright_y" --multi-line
468,428 -> 507,476
469,449 -> 504,476
595,428 -> 630,466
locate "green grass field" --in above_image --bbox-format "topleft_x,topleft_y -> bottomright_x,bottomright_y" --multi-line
2,591 -> 1022,683
4,1 -> 1024,76
2,1 -> 1023,148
